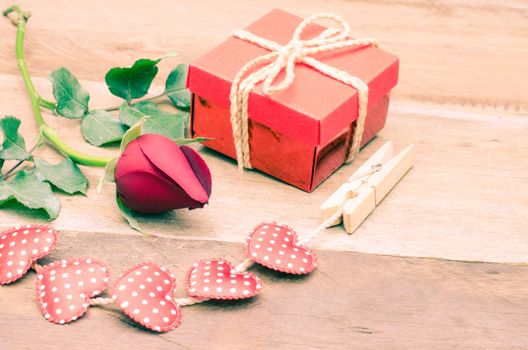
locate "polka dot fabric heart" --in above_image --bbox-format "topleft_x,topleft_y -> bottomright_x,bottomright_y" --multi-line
1,219 -> 323,334
36,258 -> 110,324
186,258 -> 262,300
0,224 -> 57,284
246,222 -> 317,274
111,262 -> 182,333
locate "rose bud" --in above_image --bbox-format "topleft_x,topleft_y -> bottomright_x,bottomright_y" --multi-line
114,134 -> 212,214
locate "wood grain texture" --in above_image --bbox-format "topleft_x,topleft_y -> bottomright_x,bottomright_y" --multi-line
1,231 -> 528,350
0,0 -> 527,348
0,74 -> 526,263
1,0 -> 527,113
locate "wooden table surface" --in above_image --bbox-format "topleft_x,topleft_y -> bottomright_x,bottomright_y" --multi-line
0,0 -> 527,349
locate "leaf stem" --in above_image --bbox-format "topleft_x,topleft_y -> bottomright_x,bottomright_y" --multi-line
1,140 -> 40,180
38,97 -> 56,110
37,84 -> 186,114
4,5 -> 112,167
101,91 -> 171,112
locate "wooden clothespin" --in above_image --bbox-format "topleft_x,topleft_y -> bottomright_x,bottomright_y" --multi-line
321,141 -> 415,234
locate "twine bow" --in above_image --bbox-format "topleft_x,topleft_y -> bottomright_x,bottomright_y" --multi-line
229,13 -> 379,171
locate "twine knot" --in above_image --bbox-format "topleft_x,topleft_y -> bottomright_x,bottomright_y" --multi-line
230,13 -> 379,171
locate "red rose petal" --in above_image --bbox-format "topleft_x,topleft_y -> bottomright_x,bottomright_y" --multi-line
0,224 -> 57,285
180,145 -> 212,197
116,171 -> 203,213
246,222 -> 317,274
111,262 -> 181,333
36,258 -> 110,324
138,134 -> 209,204
186,258 -> 262,300
115,139 -> 157,179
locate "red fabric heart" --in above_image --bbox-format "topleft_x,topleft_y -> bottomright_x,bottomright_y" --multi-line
111,262 -> 181,332
186,258 -> 263,300
36,258 -> 110,324
246,222 -> 317,274
0,224 -> 57,284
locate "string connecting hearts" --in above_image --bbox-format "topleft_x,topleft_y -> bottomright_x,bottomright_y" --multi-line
0,220 -> 328,332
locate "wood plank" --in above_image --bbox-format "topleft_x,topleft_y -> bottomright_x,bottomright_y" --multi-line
1,231 -> 527,349
0,1 -> 527,348
0,74 -> 526,263
0,0 -> 527,113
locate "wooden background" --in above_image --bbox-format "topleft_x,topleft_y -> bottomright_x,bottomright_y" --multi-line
0,0 -> 527,349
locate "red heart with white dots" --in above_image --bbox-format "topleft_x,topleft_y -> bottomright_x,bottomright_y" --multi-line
0,224 -> 57,284
111,262 -> 181,332
36,258 -> 110,324
186,258 -> 262,300
246,222 -> 317,274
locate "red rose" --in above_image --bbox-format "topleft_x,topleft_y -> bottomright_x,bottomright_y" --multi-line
114,134 -> 212,214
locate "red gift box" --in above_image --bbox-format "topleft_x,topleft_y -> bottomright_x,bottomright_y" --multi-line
188,9 -> 399,191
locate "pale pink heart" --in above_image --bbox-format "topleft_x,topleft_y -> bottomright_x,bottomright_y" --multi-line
111,262 -> 182,332
246,222 -> 317,274
0,224 -> 57,284
36,258 -> 110,324
186,258 -> 263,300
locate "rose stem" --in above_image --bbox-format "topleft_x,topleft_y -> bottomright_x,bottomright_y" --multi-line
39,90 -> 184,113
3,5 -> 112,167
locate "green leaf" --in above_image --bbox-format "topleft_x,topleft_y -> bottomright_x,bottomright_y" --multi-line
105,58 -> 161,102
116,195 -> 144,233
0,116 -> 30,160
0,180 -> 10,202
49,67 -> 90,118
34,157 -> 89,195
120,120 -> 143,152
173,137 -> 211,145
81,110 -> 127,146
142,114 -> 186,140
0,170 -> 61,219
135,102 -> 188,137
165,64 -> 191,109
133,101 -> 175,118
119,102 -> 144,127
97,157 -> 118,193
119,102 -> 188,140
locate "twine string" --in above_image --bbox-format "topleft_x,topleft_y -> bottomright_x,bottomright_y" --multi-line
229,13 -> 379,171
31,261 -> 42,273
89,297 -> 114,306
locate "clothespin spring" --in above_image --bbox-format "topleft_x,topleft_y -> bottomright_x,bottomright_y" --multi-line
346,163 -> 382,184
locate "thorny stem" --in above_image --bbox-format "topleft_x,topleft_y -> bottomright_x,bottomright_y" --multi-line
3,5 -> 112,167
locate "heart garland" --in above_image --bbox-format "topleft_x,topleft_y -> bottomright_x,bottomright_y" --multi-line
0,221 -> 318,333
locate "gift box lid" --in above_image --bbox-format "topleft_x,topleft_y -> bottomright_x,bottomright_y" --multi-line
188,9 -> 399,147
